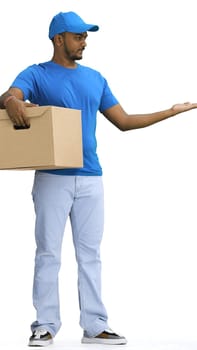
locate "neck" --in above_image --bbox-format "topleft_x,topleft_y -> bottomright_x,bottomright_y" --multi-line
51,56 -> 77,68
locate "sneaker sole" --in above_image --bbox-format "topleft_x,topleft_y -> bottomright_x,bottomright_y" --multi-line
81,336 -> 127,345
28,339 -> 53,347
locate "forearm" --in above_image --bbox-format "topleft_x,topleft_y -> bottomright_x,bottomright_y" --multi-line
124,108 -> 178,130
104,103 -> 197,131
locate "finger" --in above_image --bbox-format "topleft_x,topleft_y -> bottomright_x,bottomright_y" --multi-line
12,115 -> 30,128
10,117 -> 17,126
24,102 -> 39,107
19,115 -> 30,127
19,110 -> 31,127
23,116 -> 30,127
184,102 -> 197,109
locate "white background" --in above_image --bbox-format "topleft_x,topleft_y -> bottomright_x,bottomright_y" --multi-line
0,1 -> 197,349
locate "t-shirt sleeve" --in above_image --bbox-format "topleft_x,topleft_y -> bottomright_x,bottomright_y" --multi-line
99,78 -> 119,113
10,65 -> 37,102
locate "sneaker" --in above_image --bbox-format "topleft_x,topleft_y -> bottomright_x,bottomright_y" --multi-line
81,328 -> 127,345
28,329 -> 53,347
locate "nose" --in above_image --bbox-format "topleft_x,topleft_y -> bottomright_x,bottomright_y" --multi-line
81,39 -> 87,48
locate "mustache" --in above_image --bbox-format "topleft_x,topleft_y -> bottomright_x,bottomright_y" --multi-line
78,47 -> 85,52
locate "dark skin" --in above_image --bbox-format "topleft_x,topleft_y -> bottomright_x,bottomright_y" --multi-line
1,31 -> 197,129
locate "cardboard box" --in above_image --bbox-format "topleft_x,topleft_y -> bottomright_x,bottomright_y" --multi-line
0,106 -> 83,170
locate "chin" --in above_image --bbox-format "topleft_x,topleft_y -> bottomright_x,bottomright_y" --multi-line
73,54 -> 83,61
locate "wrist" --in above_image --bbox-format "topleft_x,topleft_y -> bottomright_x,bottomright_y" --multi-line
3,95 -> 16,108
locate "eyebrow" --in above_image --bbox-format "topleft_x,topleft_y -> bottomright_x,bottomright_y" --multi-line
75,33 -> 88,38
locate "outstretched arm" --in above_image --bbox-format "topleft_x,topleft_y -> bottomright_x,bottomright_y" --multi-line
102,103 -> 197,131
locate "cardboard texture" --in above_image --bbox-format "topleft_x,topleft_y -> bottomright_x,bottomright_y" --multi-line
0,106 -> 83,170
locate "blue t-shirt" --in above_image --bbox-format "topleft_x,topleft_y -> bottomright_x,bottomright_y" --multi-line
10,61 -> 119,175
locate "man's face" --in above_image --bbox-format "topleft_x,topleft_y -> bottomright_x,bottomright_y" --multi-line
61,32 -> 88,61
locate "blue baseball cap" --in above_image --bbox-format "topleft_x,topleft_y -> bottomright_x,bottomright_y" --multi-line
49,11 -> 99,39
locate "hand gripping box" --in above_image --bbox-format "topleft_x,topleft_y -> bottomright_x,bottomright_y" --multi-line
0,106 -> 83,170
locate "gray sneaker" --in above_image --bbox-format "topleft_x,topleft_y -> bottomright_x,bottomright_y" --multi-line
81,328 -> 127,345
28,329 -> 53,347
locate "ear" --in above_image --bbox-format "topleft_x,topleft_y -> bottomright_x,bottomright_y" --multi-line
53,34 -> 64,47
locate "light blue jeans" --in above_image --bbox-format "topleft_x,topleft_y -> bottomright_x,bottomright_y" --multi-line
31,172 -> 108,337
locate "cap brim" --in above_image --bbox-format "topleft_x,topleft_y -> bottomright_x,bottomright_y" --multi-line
87,24 -> 99,32
70,24 -> 99,33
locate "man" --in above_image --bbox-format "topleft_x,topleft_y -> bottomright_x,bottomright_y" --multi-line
0,11 -> 197,347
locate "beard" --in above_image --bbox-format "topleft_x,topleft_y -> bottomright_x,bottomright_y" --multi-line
70,54 -> 83,61
63,44 -> 84,61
